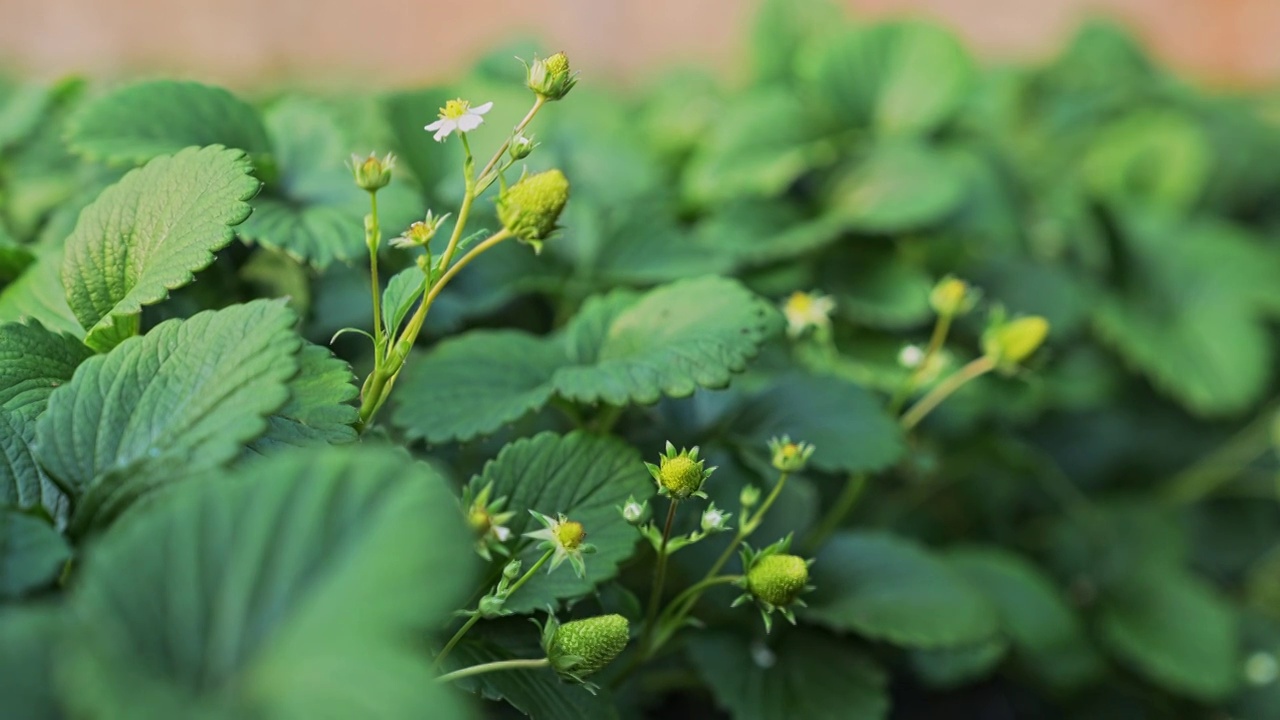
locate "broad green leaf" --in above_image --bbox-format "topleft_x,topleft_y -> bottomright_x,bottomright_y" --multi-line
448,627 -> 620,720
826,253 -> 933,329
394,278 -> 780,443
0,410 -> 66,515
688,628 -> 889,720
909,639 -> 1008,689
471,432 -> 652,613
751,0 -> 847,84
65,80 -> 270,165
949,547 -> 1102,688
684,88 -> 837,204
0,607 -> 64,719
1095,214 -> 1280,415
61,145 -> 260,351
247,343 -> 358,453
1083,109 -> 1210,212
829,141 -> 965,233
0,253 -> 82,337
35,301 -> 299,529
0,509 -> 69,599
381,265 -> 426,337
0,319 -> 91,421
804,532 -> 999,648
729,372 -> 904,474
393,331 -> 567,444
381,88 -> 458,196
238,98 -> 421,268
61,446 -> 475,720
1098,568 -> 1240,701
0,224 -> 33,281
552,277 -> 782,406
804,22 -> 975,136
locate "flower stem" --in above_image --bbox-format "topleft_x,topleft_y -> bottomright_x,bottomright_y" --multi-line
476,97 -> 546,193
434,548 -> 555,668
437,658 -> 550,683
637,500 -> 679,656
899,356 -> 996,431
1164,408 -> 1278,505
803,473 -> 867,553
424,229 -> 512,306
366,191 -> 385,352
654,575 -> 741,636
889,313 -> 952,414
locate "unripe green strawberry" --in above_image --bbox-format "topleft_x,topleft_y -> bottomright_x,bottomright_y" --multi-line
548,614 -> 629,678
659,455 -> 703,498
497,169 -> 570,247
747,554 -> 809,607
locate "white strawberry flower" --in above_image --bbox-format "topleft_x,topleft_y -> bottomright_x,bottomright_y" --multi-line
425,98 -> 494,142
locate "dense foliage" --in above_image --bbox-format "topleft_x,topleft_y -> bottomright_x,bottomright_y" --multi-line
3,0 -> 1280,717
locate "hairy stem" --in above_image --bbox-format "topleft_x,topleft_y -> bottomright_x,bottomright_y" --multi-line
367,191 -> 385,351
637,500 -> 679,656
437,658 -> 550,683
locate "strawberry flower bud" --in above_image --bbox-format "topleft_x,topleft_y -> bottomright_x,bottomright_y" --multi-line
350,152 -> 395,192
525,52 -> 578,102
645,441 -> 715,501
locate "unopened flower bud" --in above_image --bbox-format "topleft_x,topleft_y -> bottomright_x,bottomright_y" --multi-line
701,504 -> 730,533
930,276 -> 973,317
351,152 -> 394,192
747,554 -> 810,608
620,496 -> 646,525
525,51 -> 578,102
497,169 -> 570,252
509,133 -> 537,161
768,436 -> 815,473
478,594 -> 506,618
740,485 -> 761,508
983,316 -> 1049,368
502,559 -> 523,581
546,614 -> 629,679
646,442 -> 714,500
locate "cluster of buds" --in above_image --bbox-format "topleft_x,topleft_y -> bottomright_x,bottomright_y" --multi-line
496,168 -> 571,254
460,482 -> 516,561
538,613 -> 629,692
733,535 -> 815,633
525,510 -> 596,579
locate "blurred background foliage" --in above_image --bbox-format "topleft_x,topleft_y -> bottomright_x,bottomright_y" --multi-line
4,0 -> 1280,717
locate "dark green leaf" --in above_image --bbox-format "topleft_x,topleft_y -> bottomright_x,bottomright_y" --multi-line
0,509 -> 69,599
248,343 -> 358,453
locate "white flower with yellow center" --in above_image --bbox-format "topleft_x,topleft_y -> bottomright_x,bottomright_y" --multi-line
424,98 -> 494,142
525,510 -> 596,578
782,291 -> 836,338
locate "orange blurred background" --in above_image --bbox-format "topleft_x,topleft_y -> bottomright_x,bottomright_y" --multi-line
0,0 -> 1277,87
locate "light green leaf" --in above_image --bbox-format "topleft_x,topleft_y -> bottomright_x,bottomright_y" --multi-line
35,300 -> 299,530
729,372 -> 904,474
448,627 -> 621,720
0,409 -> 66,515
0,509 -> 69,599
238,98 -> 421,269
61,145 -> 260,351
61,446 -> 475,720
0,225 -> 33,282
0,319 -> 92,421
751,0 -> 847,84
381,88 -> 457,194
248,343 -> 358,453
1098,568 -> 1240,701
804,21 -> 974,136
1083,109 -> 1210,212
553,277 -> 782,406
393,332 -> 567,444
0,608 -> 64,719
829,141 -> 965,233
471,432 -> 652,613
804,531 -> 1000,648
65,80 -> 270,165
688,628 -> 889,720
948,547 -> 1102,689
0,252 -> 83,338
382,265 -> 426,337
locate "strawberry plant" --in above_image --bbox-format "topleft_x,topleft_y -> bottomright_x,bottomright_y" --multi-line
3,1 -> 1280,718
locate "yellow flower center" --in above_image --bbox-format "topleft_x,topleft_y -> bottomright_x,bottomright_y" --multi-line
555,520 -> 586,550
781,443 -> 800,459
785,292 -> 813,315
440,99 -> 471,119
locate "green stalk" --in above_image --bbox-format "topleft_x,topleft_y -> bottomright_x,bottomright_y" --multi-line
636,500 -> 679,657
366,191 -> 385,351
434,548 -> 555,668
889,312 -> 952,414
437,658 -> 550,683
899,356 -> 996,431
803,473 -> 867,552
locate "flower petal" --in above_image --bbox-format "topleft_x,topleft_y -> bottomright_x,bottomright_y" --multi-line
455,114 -> 484,132
471,101 -> 494,115
424,119 -> 444,131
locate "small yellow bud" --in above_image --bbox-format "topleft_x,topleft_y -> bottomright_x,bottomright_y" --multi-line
497,169 -> 570,251
747,554 -> 810,608
526,51 -> 578,101
768,436 -> 815,473
930,276 -> 971,317
983,316 -> 1049,367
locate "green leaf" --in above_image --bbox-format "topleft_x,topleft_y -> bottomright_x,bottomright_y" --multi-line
381,88 -> 457,194
828,141 -> 965,233
1095,213 -> 1280,415
247,342 -> 358,453
0,607 -> 64,719
751,0 -> 847,84
908,639 -> 1008,689
382,265 -> 426,337
393,331 -> 567,444
61,446 -> 475,720
688,628 -> 889,720
804,21 -> 974,136
553,277 -> 782,406
471,432 -> 652,613
0,252 -> 83,338
729,372 -> 904,474
0,509 -> 69,599
35,300 -> 300,530
826,252 -> 934,329
61,145 -> 260,352
394,278 -> 780,443
1082,109 -> 1210,212
1098,568 -> 1240,701
237,98 -> 421,269
65,80 -> 270,165
0,225 -> 34,282
0,409 -> 66,515
448,628 -> 620,720
949,547 -> 1102,688
804,531 -> 1000,648
0,319 -> 92,421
